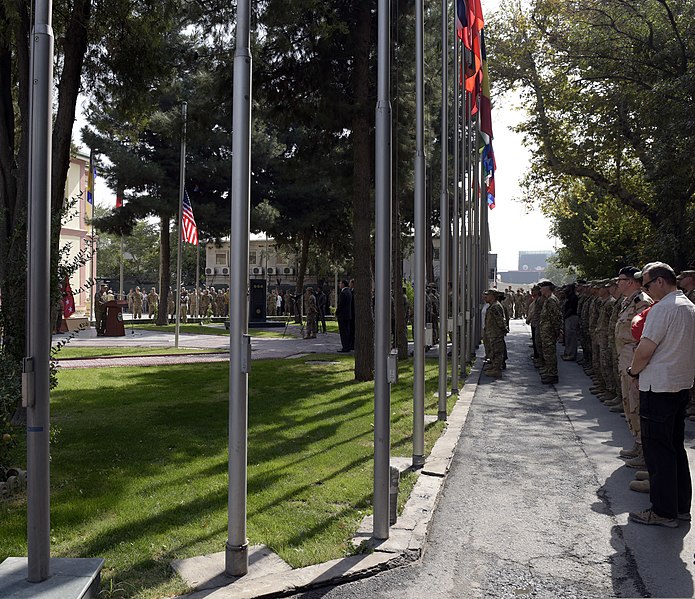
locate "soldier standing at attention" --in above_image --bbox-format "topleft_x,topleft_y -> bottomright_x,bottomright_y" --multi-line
304,287 -> 318,339
483,289 -> 507,377
147,287 -> 159,319
94,283 -> 108,336
132,286 -> 143,319
614,267 -> 653,479
180,288 -> 189,323
538,280 -> 563,384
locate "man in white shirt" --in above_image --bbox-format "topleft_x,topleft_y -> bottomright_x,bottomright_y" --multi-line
628,262 -> 695,527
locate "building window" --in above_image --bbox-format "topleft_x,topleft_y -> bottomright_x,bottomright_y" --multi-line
249,251 -> 257,265
216,253 -> 227,266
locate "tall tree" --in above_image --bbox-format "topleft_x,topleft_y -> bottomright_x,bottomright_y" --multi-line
489,0 -> 695,270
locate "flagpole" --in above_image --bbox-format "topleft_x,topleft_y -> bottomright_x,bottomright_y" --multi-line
374,0 -> 393,541
195,241 -> 200,318
450,17 -> 460,398
227,0 -> 252,575
119,234 -> 124,301
465,92 -> 473,364
26,0 -> 53,581
175,101 -> 187,349
412,0 -> 425,468
89,151 -> 95,324
437,0 -> 449,421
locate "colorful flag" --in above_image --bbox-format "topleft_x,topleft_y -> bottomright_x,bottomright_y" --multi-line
62,276 -> 76,319
182,190 -> 198,245
478,30 -> 493,144
116,195 -> 123,209
87,153 -> 95,205
482,144 -> 496,209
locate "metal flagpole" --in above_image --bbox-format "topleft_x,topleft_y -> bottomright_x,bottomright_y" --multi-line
466,95 -> 475,362
227,0 -> 252,575
89,151 -> 96,324
119,235 -> 124,301
374,0 -> 392,540
450,12 -> 460,398
437,0 -> 449,421
412,0 -> 425,468
175,102 -> 187,349
195,242 -> 200,318
25,0 -> 53,581
473,110 -> 482,349
460,89 -> 468,374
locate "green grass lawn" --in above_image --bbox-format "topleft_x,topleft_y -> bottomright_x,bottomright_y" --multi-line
130,323 -> 290,338
53,347 -> 224,359
0,356 -> 455,598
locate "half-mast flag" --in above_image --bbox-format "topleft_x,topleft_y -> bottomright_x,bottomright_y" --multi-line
87,153 -> 95,205
182,190 -> 198,245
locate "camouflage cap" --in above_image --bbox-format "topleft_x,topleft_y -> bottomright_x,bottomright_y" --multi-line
677,270 -> 695,280
483,288 -> 498,295
538,280 -> 554,288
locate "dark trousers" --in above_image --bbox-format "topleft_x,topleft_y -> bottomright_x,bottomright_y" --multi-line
640,388 -> 692,519
338,318 -> 351,350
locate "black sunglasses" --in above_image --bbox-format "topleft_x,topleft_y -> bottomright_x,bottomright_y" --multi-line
642,276 -> 661,291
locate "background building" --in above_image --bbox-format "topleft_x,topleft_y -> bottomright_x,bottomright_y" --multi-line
60,151 -> 96,316
497,250 -> 554,285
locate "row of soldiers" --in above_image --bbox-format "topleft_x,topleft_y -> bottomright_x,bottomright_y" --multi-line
561,268 -> 695,494
125,285 -> 231,321
501,287 -> 532,320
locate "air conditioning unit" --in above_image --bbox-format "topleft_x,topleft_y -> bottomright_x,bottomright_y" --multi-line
222,267 -> 230,275
251,266 -> 263,276
266,267 -> 276,275
283,267 -> 294,275
205,267 -> 214,276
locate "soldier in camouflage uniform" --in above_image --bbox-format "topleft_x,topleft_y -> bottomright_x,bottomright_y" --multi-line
589,282 -> 609,394
189,288 -> 198,318
597,280 -> 618,405
538,280 -> 563,384
606,280 -> 625,412
147,287 -> 159,319
615,266 -> 652,469
180,288 -> 189,323
483,289 -> 507,377
132,286 -> 143,319
200,288 -> 211,317
304,287 -> 318,339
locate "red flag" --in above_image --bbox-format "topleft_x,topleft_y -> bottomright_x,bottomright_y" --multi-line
62,276 -> 75,319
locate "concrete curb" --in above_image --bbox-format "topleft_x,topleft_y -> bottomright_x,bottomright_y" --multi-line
175,353 -> 484,598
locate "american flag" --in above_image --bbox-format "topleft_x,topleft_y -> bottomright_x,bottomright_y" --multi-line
182,190 -> 198,245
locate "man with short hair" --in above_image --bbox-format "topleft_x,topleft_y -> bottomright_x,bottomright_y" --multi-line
677,270 -> 695,303
615,267 -> 652,473
538,280 -> 563,384
336,279 -> 352,352
628,262 -> 695,527
483,289 -> 507,377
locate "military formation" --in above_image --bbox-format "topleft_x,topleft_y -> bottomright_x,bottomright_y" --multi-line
481,265 -> 695,525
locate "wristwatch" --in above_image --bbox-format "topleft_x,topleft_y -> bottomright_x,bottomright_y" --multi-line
627,367 -> 639,378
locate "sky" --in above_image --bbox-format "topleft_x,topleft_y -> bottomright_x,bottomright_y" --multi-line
486,93 -> 557,271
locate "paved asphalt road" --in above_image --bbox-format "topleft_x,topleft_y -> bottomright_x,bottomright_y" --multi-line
287,321 -> 695,599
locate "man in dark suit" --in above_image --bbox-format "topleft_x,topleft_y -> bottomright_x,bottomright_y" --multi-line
336,279 -> 352,352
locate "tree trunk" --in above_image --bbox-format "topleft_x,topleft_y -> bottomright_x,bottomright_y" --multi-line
157,215 -> 171,325
393,190 -> 407,360
351,0 -> 374,382
426,180 -> 435,284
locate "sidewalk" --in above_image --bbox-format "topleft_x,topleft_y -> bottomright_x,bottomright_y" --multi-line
279,321 -> 695,599
53,325 -> 346,366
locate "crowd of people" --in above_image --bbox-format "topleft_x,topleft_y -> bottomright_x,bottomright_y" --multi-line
482,262 -> 695,528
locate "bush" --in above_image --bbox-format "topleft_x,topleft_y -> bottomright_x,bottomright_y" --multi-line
0,352 -> 22,477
